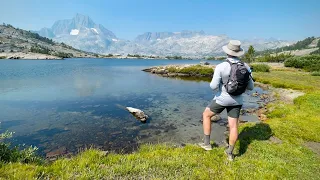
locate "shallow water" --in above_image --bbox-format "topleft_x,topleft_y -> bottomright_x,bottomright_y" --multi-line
0,58 -> 265,156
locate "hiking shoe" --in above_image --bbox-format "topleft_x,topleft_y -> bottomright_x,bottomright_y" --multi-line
198,143 -> 212,151
225,150 -> 234,161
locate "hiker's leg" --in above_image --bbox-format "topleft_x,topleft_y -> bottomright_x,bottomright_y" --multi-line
200,100 -> 224,149
228,116 -> 239,148
226,105 -> 242,155
203,107 -> 215,136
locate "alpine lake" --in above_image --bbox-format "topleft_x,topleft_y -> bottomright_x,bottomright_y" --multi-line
0,58 -> 267,158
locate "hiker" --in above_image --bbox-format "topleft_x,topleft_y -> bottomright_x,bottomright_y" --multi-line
199,40 -> 254,161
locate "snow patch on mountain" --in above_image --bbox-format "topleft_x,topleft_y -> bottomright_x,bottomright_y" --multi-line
91,28 -> 99,34
70,29 -> 79,35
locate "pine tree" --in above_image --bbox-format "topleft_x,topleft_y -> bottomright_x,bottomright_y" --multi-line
243,45 -> 255,63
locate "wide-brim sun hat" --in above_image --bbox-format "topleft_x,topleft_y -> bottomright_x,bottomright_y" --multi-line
222,40 -> 245,57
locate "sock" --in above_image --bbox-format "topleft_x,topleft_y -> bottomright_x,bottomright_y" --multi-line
204,135 -> 210,145
226,145 -> 234,154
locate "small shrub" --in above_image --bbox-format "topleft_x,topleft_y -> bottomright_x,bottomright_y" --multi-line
311,71 -> 320,76
250,64 -> 270,72
0,56 -> 6,59
0,131 -> 41,163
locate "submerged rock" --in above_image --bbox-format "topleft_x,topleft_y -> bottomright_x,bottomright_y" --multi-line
211,115 -> 221,122
126,107 -> 148,122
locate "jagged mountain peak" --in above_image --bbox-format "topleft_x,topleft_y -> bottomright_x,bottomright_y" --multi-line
50,13 -> 97,35
38,14 -> 116,38
72,13 -> 96,29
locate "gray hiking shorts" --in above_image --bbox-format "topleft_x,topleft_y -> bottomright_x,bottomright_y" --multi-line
207,100 -> 242,118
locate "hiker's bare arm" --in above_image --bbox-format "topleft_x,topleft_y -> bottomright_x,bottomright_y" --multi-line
247,77 -> 254,90
210,66 -> 221,91
245,63 -> 254,90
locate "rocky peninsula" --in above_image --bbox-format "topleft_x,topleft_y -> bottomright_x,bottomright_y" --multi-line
142,64 -> 215,77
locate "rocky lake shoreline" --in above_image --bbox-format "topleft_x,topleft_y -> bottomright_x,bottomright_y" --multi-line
0,52 -> 63,60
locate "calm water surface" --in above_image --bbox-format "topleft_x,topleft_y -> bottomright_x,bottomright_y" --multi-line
0,58 -> 263,156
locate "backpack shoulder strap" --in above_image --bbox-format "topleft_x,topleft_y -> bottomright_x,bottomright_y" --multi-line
226,59 -> 233,66
227,59 -> 244,65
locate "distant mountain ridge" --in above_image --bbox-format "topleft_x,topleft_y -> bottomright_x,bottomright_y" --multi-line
36,14 -> 294,57
134,31 -> 206,43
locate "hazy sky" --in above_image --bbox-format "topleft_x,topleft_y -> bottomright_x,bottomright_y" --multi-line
1,0 -> 319,40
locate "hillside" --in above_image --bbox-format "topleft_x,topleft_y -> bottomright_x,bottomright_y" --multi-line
257,37 -> 320,56
0,24 -> 97,59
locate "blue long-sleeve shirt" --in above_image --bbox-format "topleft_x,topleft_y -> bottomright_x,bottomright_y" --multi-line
210,58 -> 254,106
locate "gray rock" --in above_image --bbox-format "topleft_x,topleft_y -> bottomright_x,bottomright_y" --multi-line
211,115 -> 221,122
126,107 -> 148,122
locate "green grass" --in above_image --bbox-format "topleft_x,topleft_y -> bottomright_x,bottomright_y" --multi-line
253,71 -> 320,92
267,93 -> 320,143
167,65 -> 214,76
1,69 -> 320,179
1,139 -> 319,179
253,70 -> 320,143
250,63 -> 271,72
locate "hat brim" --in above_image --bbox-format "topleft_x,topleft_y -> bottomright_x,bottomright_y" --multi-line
222,46 -> 244,57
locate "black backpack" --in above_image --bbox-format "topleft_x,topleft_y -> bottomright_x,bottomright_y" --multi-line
224,60 -> 251,96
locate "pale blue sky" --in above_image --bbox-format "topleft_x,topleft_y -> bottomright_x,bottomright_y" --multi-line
1,0 -> 319,40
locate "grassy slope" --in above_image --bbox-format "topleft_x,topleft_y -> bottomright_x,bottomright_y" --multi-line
1,69 -> 320,179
